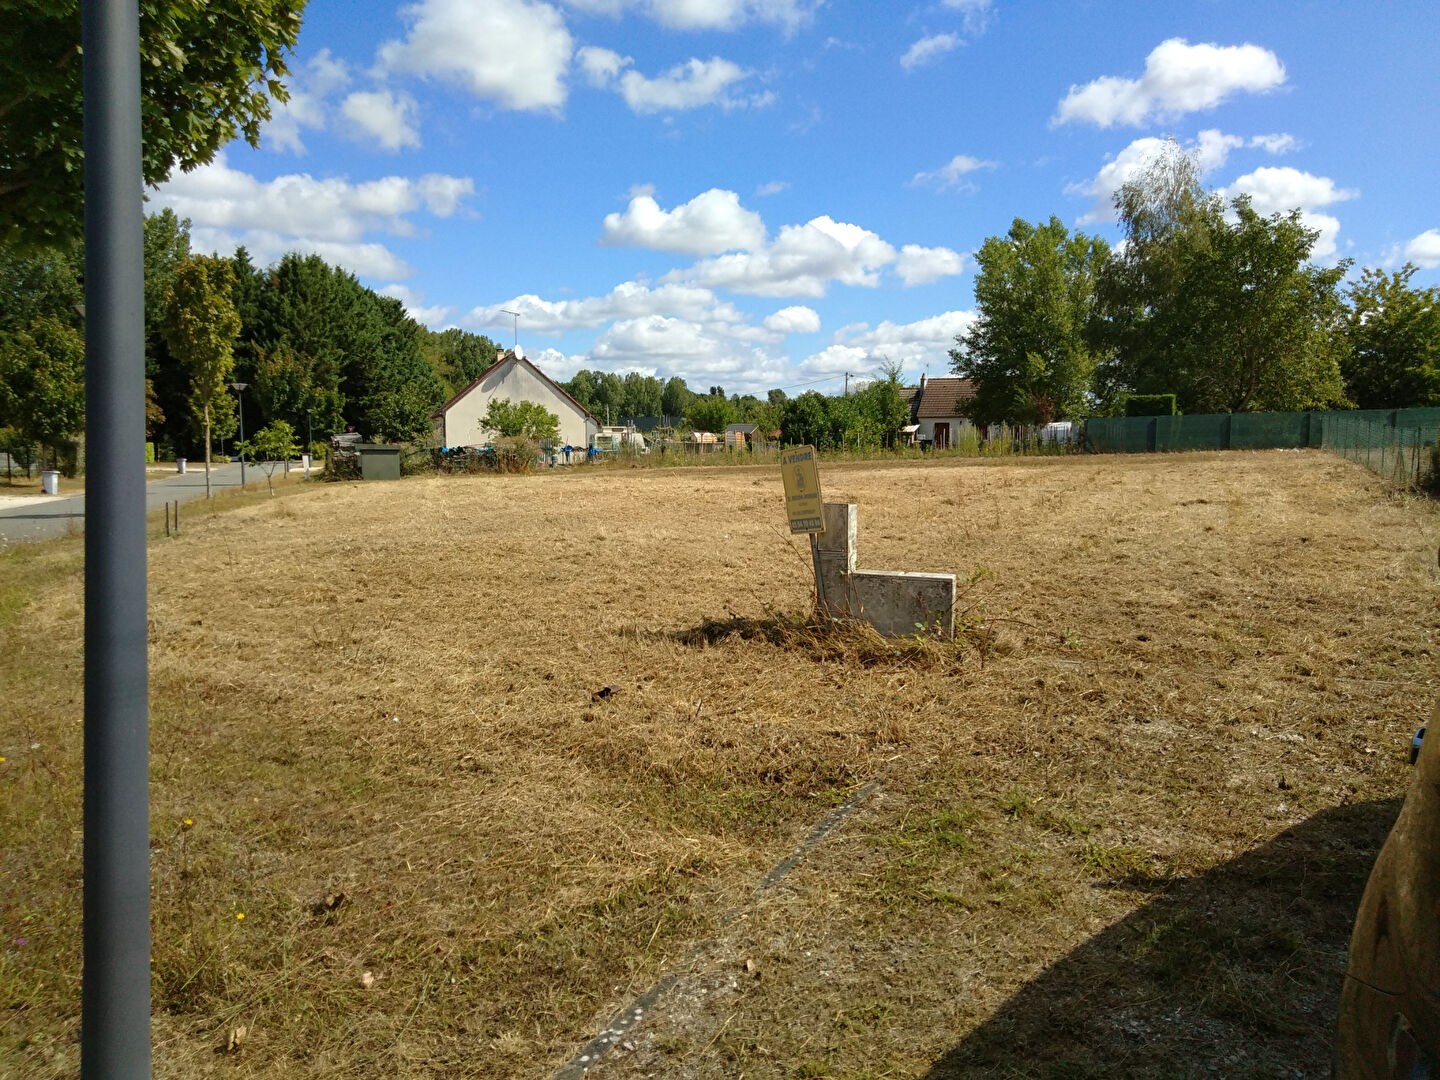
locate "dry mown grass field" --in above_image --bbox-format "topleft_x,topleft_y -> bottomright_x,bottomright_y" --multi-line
1,450 -> 1435,1079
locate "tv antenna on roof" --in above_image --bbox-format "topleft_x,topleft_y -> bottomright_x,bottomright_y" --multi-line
500,309 -> 520,352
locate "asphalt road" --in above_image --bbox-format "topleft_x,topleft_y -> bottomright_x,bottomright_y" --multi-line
0,461 -> 295,547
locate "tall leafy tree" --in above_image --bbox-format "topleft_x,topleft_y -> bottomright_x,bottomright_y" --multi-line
1094,141 -> 1348,414
661,376 -> 694,418
851,363 -> 913,447
686,393 -> 734,435
951,215 -> 1110,426
243,252 -> 349,438
425,328 -> 500,395
1180,197 -> 1348,413
1340,264 -> 1440,409
620,372 -> 663,418
162,256 -> 241,497
0,315 -> 85,469
564,370 -> 601,413
598,372 -> 626,420
341,293 -> 443,442
0,237 -> 84,330
1,0 -> 305,247
779,391 -> 832,448
143,209 -> 194,452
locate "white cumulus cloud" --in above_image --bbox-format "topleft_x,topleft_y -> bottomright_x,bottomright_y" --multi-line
910,154 -> 998,192
378,0 -> 573,112
668,215 -> 897,297
1222,166 -> 1358,258
587,315 -> 789,391
464,281 -> 745,333
1400,229 -> 1440,269
763,306 -> 821,334
896,244 -> 965,285
803,311 -> 975,378
150,152 -> 475,280
1054,38 -> 1286,128
1069,130 -> 1291,224
940,0 -> 992,34
380,283 -> 454,327
584,51 -> 770,113
901,33 -> 960,71
563,0 -> 819,33
601,188 -> 766,254
262,48 -> 351,154
340,90 -> 422,151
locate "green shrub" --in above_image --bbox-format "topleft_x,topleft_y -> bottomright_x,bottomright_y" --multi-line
145,441 -> 156,464
491,436 -> 541,473
1123,394 -> 1179,417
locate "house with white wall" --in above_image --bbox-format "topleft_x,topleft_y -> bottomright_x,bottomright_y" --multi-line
431,350 -> 600,449
909,375 -> 977,449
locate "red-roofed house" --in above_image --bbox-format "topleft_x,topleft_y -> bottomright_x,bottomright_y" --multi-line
909,375 -> 977,449
431,350 -> 600,449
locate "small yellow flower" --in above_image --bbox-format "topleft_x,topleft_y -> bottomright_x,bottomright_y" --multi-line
181,818 -> 193,829
235,912 -> 245,921
0,756 -> 6,764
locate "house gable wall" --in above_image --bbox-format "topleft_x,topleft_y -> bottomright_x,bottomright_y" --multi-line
439,358 -> 597,448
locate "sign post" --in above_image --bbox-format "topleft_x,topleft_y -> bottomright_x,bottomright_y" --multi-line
780,446 -> 826,607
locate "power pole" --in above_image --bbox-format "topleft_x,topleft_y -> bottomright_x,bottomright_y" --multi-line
844,372 -> 850,397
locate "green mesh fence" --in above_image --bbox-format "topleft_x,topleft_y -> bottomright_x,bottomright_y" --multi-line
1085,406 -> 1440,487
1319,414 -> 1438,487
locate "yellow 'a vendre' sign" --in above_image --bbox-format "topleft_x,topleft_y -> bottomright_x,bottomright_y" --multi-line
780,445 -> 824,534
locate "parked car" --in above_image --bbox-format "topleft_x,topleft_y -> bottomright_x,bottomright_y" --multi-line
1335,715 -> 1439,1078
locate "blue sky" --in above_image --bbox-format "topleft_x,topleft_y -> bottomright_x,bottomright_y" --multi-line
153,0 -> 1440,396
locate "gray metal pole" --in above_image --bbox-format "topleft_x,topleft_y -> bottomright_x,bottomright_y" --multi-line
238,393 -> 246,486
81,0 -> 151,1075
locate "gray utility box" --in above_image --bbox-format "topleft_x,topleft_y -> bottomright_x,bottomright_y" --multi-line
356,443 -> 402,481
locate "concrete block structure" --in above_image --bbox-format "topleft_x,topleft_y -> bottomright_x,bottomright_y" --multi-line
815,502 -> 956,638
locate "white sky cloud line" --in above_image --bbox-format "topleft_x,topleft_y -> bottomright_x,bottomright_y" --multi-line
378,0 -> 573,112
1070,130 -> 1296,224
667,215 -> 898,297
939,0 -> 992,35
601,188 -> 766,254
380,283 -> 455,326
464,281 -> 747,333
763,305 -> 821,334
262,48 -> 351,154
1054,38 -> 1286,128
1401,229 -> 1440,269
581,48 -> 770,112
895,244 -> 965,285
340,89 -> 422,151
151,152 -> 475,279
1222,165 -> 1359,259
901,33 -> 961,71
910,154 -> 998,191
799,310 -> 976,379
563,0 -> 820,33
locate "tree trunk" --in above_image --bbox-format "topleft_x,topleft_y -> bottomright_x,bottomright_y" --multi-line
203,402 -> 212,500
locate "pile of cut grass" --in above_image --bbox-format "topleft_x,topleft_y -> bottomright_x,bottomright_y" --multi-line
0,450 -> 1433,1078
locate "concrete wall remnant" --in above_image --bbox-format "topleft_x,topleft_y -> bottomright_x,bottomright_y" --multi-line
814,502 -> 956,639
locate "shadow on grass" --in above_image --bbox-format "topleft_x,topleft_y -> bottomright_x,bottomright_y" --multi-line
653,611 -> 993,671
925,798 -> 1401,1080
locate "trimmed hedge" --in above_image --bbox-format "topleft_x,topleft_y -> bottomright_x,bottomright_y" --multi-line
1123,394 -> 1179,417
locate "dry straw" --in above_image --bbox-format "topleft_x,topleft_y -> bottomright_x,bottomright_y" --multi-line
0,450 -> 1433,1077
